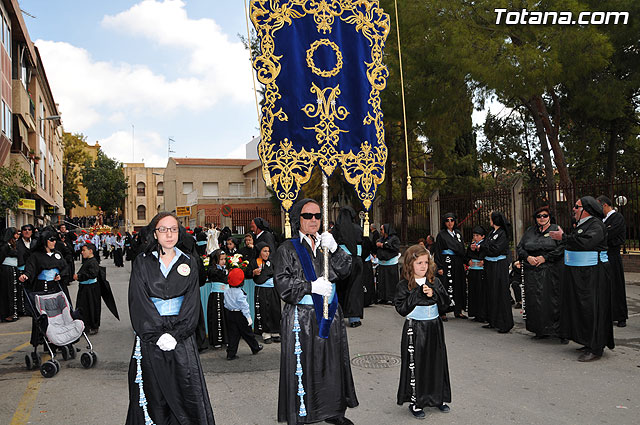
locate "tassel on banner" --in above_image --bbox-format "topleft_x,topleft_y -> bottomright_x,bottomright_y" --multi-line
363,212 -> 370,237
285,212 -> 291,239
406,176 -> 413,201
263,167 -> 272,189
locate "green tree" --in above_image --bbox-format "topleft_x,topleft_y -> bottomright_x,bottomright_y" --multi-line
81,149 -> 128,216
62,132 -> 91,214
0,161 -> 35,213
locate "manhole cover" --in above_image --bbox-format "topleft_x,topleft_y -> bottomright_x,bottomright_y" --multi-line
351,353 -> 401,369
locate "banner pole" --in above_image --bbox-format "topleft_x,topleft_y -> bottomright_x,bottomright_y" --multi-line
322,173 -> 330,319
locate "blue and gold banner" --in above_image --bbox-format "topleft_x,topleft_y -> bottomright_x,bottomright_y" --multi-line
250,1 -> 390,226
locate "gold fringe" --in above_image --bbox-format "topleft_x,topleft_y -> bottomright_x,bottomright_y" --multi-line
407,176 -> 413,201
285,212 -> 291,239
363,213 -> 370,237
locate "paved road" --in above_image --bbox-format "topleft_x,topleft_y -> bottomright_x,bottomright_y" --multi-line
1,259 -> 639,425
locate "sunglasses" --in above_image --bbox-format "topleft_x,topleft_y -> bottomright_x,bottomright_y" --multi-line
573,204 -> 582,210
536,214 -> 549,218
300,213 -> 322,220
47,237 -> 57,242
445,218 -> 455,222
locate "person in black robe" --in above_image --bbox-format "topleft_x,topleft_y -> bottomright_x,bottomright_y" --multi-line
597,195 -> 628,327
551,196 -> 614,362
194,227 -> 208,257
251,217 -> 278,257
239,233 -> 257,263
516,206 -> 565,339
248,242 -> 281,343
57,224 -> 76,276
395,245 -> 451,419
74,243 -> 101,334
0,228 -> 21,322
126,212 -> 215,424
274,198 -> 356,425
480,211 -> 514,333
434,213 -> 467,319
16,224 -> 34,317
218,226 -> 232,249
333,206 -> 364,328
113,234 -> 125,267
376,223 -> 401,305
223,236 -> 240,258
361,236 -> 375,307
207,249 -> 228,348
466,226 -> 486,322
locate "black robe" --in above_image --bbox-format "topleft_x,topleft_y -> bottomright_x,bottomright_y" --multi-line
206,266 -> 228,347
335,223 -> 364,319
516,224 -> 564,337
361,239 -> 375,307
248,257 -> 281,334
126,251 -> 215,425
604,212 -> 628,322
75,257 -> 101,330
377,234 -> 400,303
274,238 -> 357,425
0,243 -> 19,320
395,277 -> 451,408
254,230 -> 277,258
434,229 -> 466,314
480,228 -> 514,332
560,217 -> 615,355
465,241 -> 486,320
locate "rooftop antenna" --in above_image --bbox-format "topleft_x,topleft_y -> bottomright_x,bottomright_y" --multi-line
20,9 -> 36,19
168,137 -> 176,158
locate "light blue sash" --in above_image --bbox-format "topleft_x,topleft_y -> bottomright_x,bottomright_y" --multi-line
196,241 -> 207,246
38,268 -> 59,281
407,304 -> 439,321
79,278 -> 97,285
565,250 -> 608,266
441,249 -> 455,256
469,259 -> 484,270
210,282 -> 227,293
150,295 -> 184,316
485,255 -> 507,262
299,284 -> 336,305
364,255 -> 372,262
339,244 -> 362,256
378,254 -> 400,266
17,265 -> 25,271
2,256 -> 18,267
255,277 -> 274,288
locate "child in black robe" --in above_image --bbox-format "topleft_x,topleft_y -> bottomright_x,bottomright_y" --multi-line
395,244 -> 452,419
74,243 -> 101,334
248,242 -> 281,343
207,249 -> 228,348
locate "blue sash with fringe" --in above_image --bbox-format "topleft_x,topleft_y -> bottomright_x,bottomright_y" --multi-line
291,238 -> 337,339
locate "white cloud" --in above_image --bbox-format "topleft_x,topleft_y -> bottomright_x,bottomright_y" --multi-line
100,130 -> 168,168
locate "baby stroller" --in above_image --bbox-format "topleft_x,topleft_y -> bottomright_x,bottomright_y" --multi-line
23,283 -> 98,378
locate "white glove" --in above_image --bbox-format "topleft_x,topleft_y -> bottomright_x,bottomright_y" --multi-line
246,316 -> 253,327
320,231 -> 338,253
311,277 -> 332,297
156,333 -> 177,351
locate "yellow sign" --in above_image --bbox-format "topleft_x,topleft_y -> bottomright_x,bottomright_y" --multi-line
18,198 -> 36,210
176,206 -> 191,217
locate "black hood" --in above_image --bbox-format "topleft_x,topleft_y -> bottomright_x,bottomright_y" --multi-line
580,196 -> 604,219
472,225 -> 486,236
290,198 -> 320,235
441,212 -> 457,229
333,206 -> 359,255
2,227 -> 17,243
253,217 -> 271,232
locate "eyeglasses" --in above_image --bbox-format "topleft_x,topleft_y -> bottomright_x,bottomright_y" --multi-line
536,214 -> 549,218
573,204 -> 582,210
445,218 -> 455,222
300,213 -> 322,220
156,226 -> 179,233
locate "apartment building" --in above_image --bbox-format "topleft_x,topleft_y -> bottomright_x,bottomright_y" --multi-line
123,163 -> 164,232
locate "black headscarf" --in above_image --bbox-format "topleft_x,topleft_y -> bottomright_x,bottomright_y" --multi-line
580,196 -> 604,219
290,198 -> 320,235
2,227 -> 17,244
32,226 -> 59,253
472,225 -> 486,236
381,223 -> 397,237
490,211 -> 512,240
255,241 -> 271,258
253,217 -> 271,232
441,212 -> 457,229
333,206 -> 359,256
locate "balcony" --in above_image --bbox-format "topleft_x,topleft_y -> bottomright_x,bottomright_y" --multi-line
11,80 -> 37,131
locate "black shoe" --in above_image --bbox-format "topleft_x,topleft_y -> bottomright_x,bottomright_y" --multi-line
576,346 -> 590,352
559,338 -> 569,345
408,403 -> 425,419
482,324 -> 494,329
226,355 -> 239,360
349,321 -> 362,328
386,301 -> 394,305
325,416 -> 354,425
497,329 -> 510,334
252,344 -> 263,355
272,336 -> 281,343
437,404 -> 451,413
263,338 -> 273,344
441,315 -> 448,322
454,314 -> 468,319
532,334 -> 548,340
578,352 -> 601,362
617,320 -> 627,328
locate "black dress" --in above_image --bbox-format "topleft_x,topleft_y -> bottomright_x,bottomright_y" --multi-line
75,256 -> 101,330
377,233 -> 401,303
465,241 -> 486,320
361,238 -> 375,307
274,238 -> 357,425
395,277 -> 451,408
206,265 -> 228,347
560,218 -> 614,356
604,212 -> 628,322
126,250 -> 215,425
516,224 -> 564,337
248,257 -> 281,335
434,229 -> 466,314
480,228 -> 514,332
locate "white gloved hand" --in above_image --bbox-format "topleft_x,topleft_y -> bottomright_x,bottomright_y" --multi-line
311,277 -> 332,297
246,316 -> 253,327
156,333 -> 177,351
320,231 -> 338,253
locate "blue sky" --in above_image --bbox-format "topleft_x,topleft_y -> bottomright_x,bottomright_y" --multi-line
22,0 -> 260,167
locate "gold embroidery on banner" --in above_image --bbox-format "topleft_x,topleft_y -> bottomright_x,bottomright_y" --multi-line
306,39 -> 343,77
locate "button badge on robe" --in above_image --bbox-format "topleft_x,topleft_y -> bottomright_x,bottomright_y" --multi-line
177,264 -> 191,276
55,253 -> 62,260
577,229 -> 583,234
493,234 -> 499,240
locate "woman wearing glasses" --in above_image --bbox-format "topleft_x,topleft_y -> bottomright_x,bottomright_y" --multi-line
516,206 -> 565,340
126,212 -> 215,425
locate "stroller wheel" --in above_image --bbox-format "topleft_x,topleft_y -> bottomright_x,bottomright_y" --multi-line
68,344 -> 77,360
51,359 -> 61,373
80,352 -> 94,369
25,354 -> 32,370
40,361 -> 57,378
90,352 -> 98,367
61,345 -> 70,361
31,352 -> 41,368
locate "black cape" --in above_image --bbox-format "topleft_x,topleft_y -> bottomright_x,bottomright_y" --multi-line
604,211 -> 628,321
434,229 -> 466,314
516,224 -> 564,336
480,228 -> 513,332
126,251 -> 215,425
395,277 -> 451,408
274,238 -> 357,425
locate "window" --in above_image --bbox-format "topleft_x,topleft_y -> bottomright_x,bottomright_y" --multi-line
203,182 -> 219,197
229,182 -> 245,197
182,182 -> 193,194
137,182 -> 146,196
39,100 -> 44,134
157,182 -> 164,196
137,205 -> 146,221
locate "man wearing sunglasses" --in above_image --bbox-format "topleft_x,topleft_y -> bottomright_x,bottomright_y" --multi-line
273,198 -> 357,425
550,196 -> 614,362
